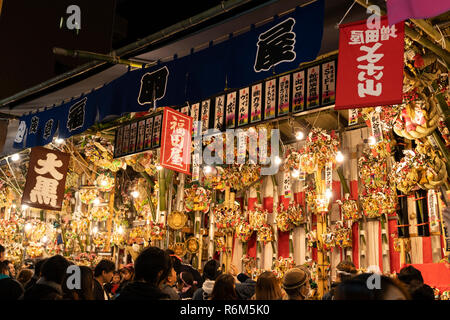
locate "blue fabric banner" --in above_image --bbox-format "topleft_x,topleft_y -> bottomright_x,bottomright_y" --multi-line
13,0 -> 324,149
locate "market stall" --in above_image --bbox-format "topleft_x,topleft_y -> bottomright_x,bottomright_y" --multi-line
0,0 -> 449,301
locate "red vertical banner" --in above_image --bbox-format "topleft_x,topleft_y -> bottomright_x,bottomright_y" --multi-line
388,217 -> 401,273
335,16 -> 404,110
160,107 -> 192,174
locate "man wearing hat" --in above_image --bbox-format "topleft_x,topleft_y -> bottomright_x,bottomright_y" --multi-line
282,267 -> 311,300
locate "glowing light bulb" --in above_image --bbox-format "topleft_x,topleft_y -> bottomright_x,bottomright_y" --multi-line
11,154 -> 20,162
55,138 -> 64,144
295,131 -> 304,141
118,226 -> 124,234
41,235 -> 48,243
368,136 -> 376,146
325,189 -> 332,199
101,180 -> 108,187
336,151 -> 344,163
92,226 -> 98,234
203,166 -> 212,174
291,169 -> 300,178
12,204 -> 16,209
131,191 -> 140,198
274,156 -> 282,165
156,164 -> 163,171
93,198 -> 100,205
24,223 -> 32,232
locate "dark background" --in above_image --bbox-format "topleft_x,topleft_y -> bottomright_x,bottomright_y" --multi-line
0,0 -> 251,101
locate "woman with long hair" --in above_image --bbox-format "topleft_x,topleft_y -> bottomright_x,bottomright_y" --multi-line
210,274 -> 238,300
252,271 -> 284,300
62,266 -> 95,300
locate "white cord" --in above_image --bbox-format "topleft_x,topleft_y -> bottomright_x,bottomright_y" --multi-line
336,0 -> 357,28
435,25 -> 446,50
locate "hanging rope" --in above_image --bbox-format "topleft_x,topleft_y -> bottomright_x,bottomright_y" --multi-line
336,0 -> 357,28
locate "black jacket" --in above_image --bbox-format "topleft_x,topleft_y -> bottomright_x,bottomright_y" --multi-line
24,276 -> 38,291
0,277 -> 24,300
93,279 -> 108,300
114,281 -> 169,300
235,279 -> 256,300
322,282 -> 339,300
23,279 -> 62,300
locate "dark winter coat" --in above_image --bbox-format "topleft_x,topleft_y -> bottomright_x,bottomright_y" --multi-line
114,281 -> 169,300
23,278 -> 63,300
93,279 -> 108,300
0,275 -> 24,300
235,279 -> 256,300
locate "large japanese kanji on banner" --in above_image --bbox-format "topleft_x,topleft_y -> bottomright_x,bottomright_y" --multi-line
160,107 -> 192,175
335,16 -> 404,110
22,146 -> 70,211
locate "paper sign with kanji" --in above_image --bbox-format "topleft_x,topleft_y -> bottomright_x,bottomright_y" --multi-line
22,146 -> 70,211
335,16 -> 404,110
160,107 -> 192,175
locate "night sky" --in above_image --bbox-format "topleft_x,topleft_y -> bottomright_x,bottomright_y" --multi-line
0,0 -> 272,103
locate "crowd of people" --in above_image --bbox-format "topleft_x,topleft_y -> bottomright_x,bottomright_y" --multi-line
0,244 -> 438,300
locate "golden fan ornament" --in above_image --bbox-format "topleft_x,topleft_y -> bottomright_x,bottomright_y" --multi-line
167,211 -> 188,230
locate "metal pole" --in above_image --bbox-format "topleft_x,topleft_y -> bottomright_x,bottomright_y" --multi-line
53,48 -> 148,69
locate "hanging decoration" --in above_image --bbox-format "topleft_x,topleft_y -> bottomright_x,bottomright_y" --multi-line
393,92 -> 439,140
272,256 -> 296,279
79,189 -> 99,204
256,224 -> 274,244
184,184 -> 211,213
214,206 -> 242,234
149,221 -> 166,241
235,220 -> 254,242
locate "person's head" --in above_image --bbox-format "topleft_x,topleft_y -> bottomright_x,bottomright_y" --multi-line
336,260 -> 357,282
282,267 -> 310,300
0,261 -> 9,276
211,273 -> 237,300
177,271 -> 197,295
62,266 -> 95,300
0,244 -> 5,262
165,267 -> 177,286
3,260 -> 15,278
411,284 -> 435,300
94,259 -> 116,284
255,271 -> 283,300
398,266 -> 424,287
168,252 -> 182,274
334,273 -> 411,300
16,268 -> 34,286
134,246 -> 172,287
203,259 -> 221,281
112,271 -> 121,284
237,273 -> 250,283
40,255 -> 71,284
34,258 -> 47,278
120,264 -> 134,281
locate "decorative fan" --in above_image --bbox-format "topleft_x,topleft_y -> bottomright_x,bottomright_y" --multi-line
167,211 -> 188,230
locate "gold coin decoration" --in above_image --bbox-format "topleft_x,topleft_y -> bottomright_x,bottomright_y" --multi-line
167,211 -> 188,230
171,242 -> 187,257
185,237 -> 200,254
